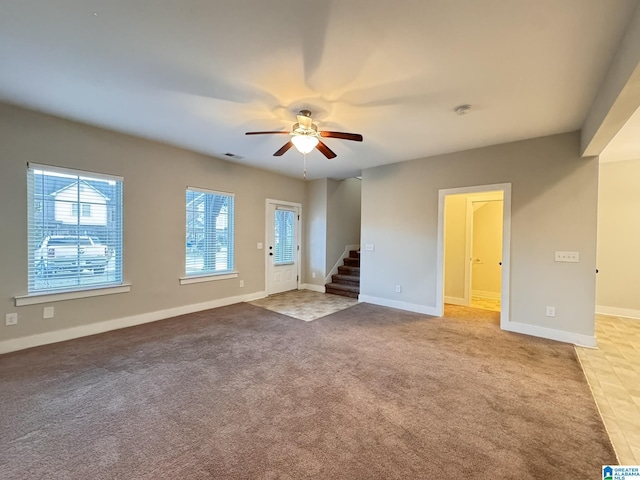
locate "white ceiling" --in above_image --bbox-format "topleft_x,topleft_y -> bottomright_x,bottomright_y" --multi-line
0,0 -> 637,179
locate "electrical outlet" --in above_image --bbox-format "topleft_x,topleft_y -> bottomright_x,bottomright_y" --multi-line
546,306 -> 556,317
5,313 -> 18,326
365,243 -> 375,251
43,306 -> 54,319
239,280 -> 244,287
395,284 -> 402,293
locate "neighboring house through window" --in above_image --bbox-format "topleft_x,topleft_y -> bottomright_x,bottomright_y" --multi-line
185,187 -> 235,276
27,163 -> 123,294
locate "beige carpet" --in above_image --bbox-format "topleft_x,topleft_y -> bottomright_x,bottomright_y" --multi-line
0,303 -> 615,479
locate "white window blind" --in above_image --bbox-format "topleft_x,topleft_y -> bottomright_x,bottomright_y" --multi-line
185,187 -> 235,276
274,209 -> 295,265
27,163 -> 124,294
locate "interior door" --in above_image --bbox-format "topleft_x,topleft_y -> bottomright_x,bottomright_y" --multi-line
267,203 -> 299,295
470,199 -> 503,303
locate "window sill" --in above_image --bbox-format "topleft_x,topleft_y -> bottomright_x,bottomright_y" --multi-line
179,272 -> 239,285
15,284 -> 132,306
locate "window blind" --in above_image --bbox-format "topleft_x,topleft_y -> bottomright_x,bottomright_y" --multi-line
274,209 -> 295,265
185,187 -> 235,276
27,164 -> 124,294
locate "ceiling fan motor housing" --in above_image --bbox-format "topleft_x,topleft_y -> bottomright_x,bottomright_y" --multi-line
292,122 -> 318,136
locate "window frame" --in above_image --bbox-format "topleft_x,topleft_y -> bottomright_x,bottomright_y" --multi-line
19,163 -> 127,304
181,186 -> 237,285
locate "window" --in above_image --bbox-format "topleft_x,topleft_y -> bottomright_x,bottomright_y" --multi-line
71,203 -> 92,217
185,187 -> 234,276
27,163 -> 124,294
274,209 -> 295,265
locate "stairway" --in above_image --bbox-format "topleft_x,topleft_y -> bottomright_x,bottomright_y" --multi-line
325,250 -> 360,299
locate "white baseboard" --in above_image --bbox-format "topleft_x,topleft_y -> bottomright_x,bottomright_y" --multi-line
301,283 -> 325,293
472,290 -> 501,300
358,295 -> 439,316
0,291 -> 268,355
596,305 -> 640,320
444,296 -> 467,306
501,321 -> 597,348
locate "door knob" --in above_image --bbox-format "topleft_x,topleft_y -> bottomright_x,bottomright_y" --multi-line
499,262 -> 502,266
269,252 -> 273,256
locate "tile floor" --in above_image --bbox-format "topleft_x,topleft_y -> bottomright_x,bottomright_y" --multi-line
470,296 -> 501,312
250,290 -> 640,465
248,290 -> 358,321
576,314 -> 640,465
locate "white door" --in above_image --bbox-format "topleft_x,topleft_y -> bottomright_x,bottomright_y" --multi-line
470,199 -> 503,305
267,202 -> 300,295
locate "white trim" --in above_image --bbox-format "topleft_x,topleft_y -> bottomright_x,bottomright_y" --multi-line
595,305 -> 640,320
187,185 -> 235,197
179,271 -> 238,285
325,244 -> 360,284
358,295 -> 439,316
28,162 -> 123,182
301,283 -> 326,293
472,290 -> 501,300
437,183 -> 512,329
15,284 -> 131,306
444,296 -> 467,306
502,321 -> 597,348
1,291 -> 267,355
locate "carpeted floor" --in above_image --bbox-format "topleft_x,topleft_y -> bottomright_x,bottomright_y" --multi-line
0,303 -> 615,479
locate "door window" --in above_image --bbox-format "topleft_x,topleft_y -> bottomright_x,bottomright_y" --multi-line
274,209 -> 295,265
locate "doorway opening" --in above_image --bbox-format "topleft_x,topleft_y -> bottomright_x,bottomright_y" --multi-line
436,183 -> 511,329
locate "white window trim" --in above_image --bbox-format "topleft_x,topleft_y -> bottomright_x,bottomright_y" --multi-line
179,271 -> 239,285
27,162 -> 123,182
15,284 -> 131,306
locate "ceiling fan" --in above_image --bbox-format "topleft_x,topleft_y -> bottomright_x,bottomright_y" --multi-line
245,109 -> 363,159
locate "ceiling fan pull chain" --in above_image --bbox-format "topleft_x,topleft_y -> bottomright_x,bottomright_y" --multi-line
303,153 -> 307,179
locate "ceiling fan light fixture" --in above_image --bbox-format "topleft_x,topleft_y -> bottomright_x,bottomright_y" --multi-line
291,134 -> 319,154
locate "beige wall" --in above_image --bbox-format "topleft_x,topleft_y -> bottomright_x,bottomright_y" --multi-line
596,159 -> 640,314
326,178 -> 361,275
361,132 -> 599,339
304,179 -> 328,285
0,103 -> 305,342
444,195 -> 467,300
472,200 -> 503,296
303,178 -> 361,286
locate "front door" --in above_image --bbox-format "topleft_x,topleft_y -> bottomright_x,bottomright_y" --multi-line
267,202 -> 300,295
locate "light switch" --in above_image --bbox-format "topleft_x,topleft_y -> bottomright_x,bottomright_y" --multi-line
555,251 -> 579,263
257,243 -> 263,250
43,306 -> 54,319
365,243 -> 374,251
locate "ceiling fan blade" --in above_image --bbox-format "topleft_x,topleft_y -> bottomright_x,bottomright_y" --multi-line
320,131 -> 363,142
274,141 -> 294,156
316,140 -> 337,159
245,131 -> 290,135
